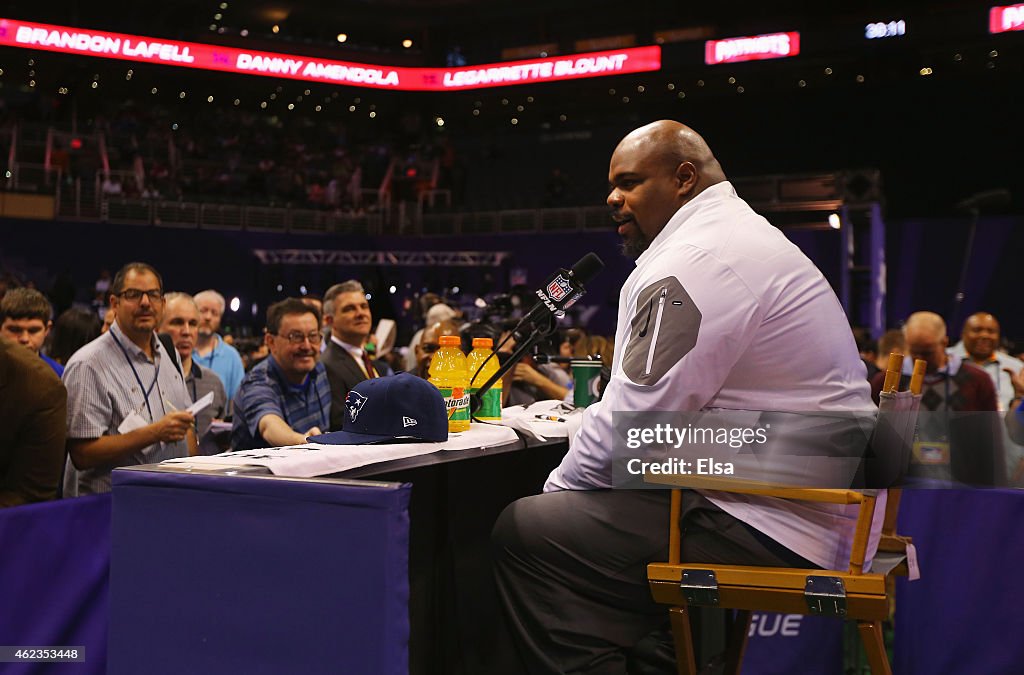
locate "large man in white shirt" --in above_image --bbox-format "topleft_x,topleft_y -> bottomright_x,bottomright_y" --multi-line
492,121 -> 879,673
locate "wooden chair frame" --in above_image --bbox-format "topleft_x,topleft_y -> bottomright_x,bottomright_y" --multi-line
647,354 -> 925,675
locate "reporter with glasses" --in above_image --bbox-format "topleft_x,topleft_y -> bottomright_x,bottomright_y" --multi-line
63,262 -> 196,497
231,299 -> 331,450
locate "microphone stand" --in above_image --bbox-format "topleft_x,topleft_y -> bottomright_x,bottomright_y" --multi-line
950,206 -> 980,330
469,313 -> 559,415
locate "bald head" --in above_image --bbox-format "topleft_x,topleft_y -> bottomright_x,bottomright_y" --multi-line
608,120 -> 726,259
962,312 -> 1001,362
615,120 -> 727,186
903,312 -> 948,372
904,312 -> 947,341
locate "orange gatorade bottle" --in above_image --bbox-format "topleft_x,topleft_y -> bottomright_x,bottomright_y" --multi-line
429,335 -> 471,432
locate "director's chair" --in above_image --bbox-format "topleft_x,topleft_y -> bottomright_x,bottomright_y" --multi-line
647,353 -> 925,674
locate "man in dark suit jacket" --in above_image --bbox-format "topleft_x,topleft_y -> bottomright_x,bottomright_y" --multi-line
0,335 -> 68,507
322,281 -> 393,430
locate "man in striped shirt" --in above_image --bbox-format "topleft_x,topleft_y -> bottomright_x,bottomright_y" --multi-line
63,262 -> 196,497
231,299 -> 331,450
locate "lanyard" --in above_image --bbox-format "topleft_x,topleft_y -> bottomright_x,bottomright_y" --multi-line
196,337 -> 220,369
110,331 -> 162,421
920,369 -> 953,440
196,345 -> 217,369
188,374 -> 200,432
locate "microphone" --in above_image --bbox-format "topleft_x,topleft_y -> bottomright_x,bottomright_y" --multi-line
956,189 -> 1011,213
517,253 -> 605,331
469,254 -> 604,415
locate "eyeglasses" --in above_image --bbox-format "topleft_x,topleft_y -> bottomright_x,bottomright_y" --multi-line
118,289 -> 164,302
277,331 -> 323,345
421,342 -> 441,354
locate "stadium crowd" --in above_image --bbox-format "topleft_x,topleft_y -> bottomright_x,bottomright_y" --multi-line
2,257 -> 1022,507
0,260 -> 623,505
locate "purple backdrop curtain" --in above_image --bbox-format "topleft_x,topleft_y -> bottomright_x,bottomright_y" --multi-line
895,488 -> 1024,674
0,494 -> 111,675
107,470 -> 411,675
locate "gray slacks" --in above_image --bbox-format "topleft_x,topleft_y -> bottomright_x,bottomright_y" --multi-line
491,489 -> 816,675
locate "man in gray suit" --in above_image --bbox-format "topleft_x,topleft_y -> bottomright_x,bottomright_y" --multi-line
321,280 -> 392,430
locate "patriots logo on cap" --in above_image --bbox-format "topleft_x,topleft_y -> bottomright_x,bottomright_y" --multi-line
402,416 -> 418,428
546,275 -> 572,302
345,390 -> 368,423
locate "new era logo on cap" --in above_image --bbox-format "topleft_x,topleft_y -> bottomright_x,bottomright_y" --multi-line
308,373 -> 448,445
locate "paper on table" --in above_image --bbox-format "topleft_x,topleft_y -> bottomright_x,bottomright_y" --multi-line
197,420 -> 233,456
162,423 -> 520,477
500,400 -> 583,441
442,422 -> 519,450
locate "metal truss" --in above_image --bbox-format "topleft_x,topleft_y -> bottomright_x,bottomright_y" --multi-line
251,249 -> 512,267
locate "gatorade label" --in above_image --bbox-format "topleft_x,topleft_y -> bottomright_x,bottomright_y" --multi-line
440,387 -> 471,423
469,387 -> 502,421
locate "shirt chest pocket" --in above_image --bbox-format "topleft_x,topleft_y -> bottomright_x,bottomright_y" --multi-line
622,276 -> 701,385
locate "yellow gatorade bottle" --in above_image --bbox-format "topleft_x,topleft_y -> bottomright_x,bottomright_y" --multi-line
429,335 -> 471,432
467,337 -> 502,422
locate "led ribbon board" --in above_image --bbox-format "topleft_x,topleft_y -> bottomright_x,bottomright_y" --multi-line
0,18 -> 661,91
990,4 -> 1024,33
704,31 -> 800,65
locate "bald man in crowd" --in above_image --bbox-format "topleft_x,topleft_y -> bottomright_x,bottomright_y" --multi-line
493,121 -> 880,672
950,312 -> 1024,410
870,311 -> 1002,486
159,293 -> 228,441
949,312 -> 1024,483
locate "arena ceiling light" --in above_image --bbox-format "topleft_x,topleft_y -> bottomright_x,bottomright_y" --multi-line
0,17 -> 661,91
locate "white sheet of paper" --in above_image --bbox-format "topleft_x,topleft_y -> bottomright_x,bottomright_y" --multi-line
187,391 -> 215,416
162,423 -> 520,477
500,400 -> 582,441
117,410 -> 149,434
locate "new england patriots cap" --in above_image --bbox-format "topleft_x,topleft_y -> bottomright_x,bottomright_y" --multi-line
308,372 -> 448,445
